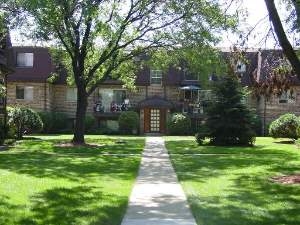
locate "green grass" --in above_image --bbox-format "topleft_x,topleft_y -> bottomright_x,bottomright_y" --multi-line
165,136 -> 300,225
0,135 -> 145,225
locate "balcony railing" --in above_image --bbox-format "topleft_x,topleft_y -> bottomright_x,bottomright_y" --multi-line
93,100 -> 131,113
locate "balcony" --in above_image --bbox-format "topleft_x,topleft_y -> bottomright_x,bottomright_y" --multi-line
179,90 -> 213,117
93,99 -> 131,119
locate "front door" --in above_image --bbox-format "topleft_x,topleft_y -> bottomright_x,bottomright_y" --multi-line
150,109 -> 160,132
144,108 -> 166,133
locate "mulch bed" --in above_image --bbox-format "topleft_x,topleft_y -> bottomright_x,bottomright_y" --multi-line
271,175 -> 300,184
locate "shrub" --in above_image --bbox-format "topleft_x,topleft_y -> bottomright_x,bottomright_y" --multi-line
39,111 -> 70,133
85,115 -> 96,132
204,76 -> 256,146
7,106 -> 43,139
0,127 -> 4,145
167,113 -> 191,135
118,111 -> 139,134
38,111 -> 53,133
50,112 -> 70,132
195,124 -> 210,145
269,113 -> 300,140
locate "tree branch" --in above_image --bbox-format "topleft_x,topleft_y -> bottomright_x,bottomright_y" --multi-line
264,0 -> 300,77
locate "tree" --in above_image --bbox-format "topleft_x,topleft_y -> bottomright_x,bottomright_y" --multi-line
202,75 -> 256,146
9,0 -> 236,144
264,0 -> 300,77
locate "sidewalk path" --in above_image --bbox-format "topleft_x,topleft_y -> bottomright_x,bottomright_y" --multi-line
121,136 -> 197,225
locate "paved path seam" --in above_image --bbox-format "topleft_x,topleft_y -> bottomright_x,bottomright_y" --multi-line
121,136 -> 197,225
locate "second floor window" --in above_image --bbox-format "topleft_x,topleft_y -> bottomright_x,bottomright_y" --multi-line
66,87 -> 77,102
16,86 -> 34,100
278,90 -> 295,104
150,70 -> 162,85
17,53 -> 34,67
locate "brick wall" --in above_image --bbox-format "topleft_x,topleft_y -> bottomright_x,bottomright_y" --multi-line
165,86 -> 180,103
147,84 -> 165,98
52,85 -> 95,117
7,82 -> 52,112
255,86 -> 300,125
127,86 -> 147,107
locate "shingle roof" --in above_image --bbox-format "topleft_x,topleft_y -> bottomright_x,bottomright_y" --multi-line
7,47 -> 55,83
138,96 -> 174,108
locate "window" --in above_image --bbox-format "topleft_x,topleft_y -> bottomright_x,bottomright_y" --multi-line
184,70 -> 198,80
16,86 -> 34,100
236,60 -> 246,73
113,90 -> 126,104
279,90 -> 295,104
66,87 -> 77,101
17,53 -> 34,67
150,70 -> 162,85
98,89 -> 126,112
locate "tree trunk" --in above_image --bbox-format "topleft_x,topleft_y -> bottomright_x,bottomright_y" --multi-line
72,84 -> 88,145
264,0 -> 300,77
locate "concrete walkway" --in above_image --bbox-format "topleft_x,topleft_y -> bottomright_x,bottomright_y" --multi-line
121,137 -> 197,225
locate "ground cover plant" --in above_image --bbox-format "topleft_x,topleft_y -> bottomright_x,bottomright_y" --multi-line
0,135 -> 144,225
165,136 -> 300,225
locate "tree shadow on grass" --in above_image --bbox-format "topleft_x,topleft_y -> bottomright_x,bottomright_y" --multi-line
0,186 -> 128,225
0,152 -> 140,182
12,139 -> 144,155
167,139 -> 300,225
177,154 -> 300,225
0,195 -> 25,225
0,138 -> 143,181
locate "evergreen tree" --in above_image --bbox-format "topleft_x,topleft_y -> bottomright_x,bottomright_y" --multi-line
205,75 -> 256,146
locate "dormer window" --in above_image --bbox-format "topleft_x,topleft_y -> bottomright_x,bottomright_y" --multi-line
17,53 -> 34,67
236,60 -> 246,73
150,70 -> 162,85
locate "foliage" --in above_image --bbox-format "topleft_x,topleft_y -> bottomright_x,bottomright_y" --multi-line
38,111 -> 70,134
269,113 -> 300,140
195,124 -> 210,145
0,126 -> 4,145
167,113 -> 191,135
203,76 -> 256,146
118,111 -> 139,134
84,115 -> 96,132
7,106 -> 43,139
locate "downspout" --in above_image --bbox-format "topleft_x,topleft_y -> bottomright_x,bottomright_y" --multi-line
44,82 -> 47,111
4,73 -> 7,136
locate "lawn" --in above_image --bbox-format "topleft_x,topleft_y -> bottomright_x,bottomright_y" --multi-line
165,136 -> 300,225
0,135 -> 145,225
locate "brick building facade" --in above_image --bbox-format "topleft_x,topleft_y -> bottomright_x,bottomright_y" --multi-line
5,46 -> 300,134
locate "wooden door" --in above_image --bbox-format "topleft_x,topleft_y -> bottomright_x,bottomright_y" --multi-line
149,109 -> 160,132
144,108 -> 166,133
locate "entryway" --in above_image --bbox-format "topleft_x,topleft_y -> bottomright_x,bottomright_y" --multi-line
138,96 -> 173,134
144,108 -> 166,133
